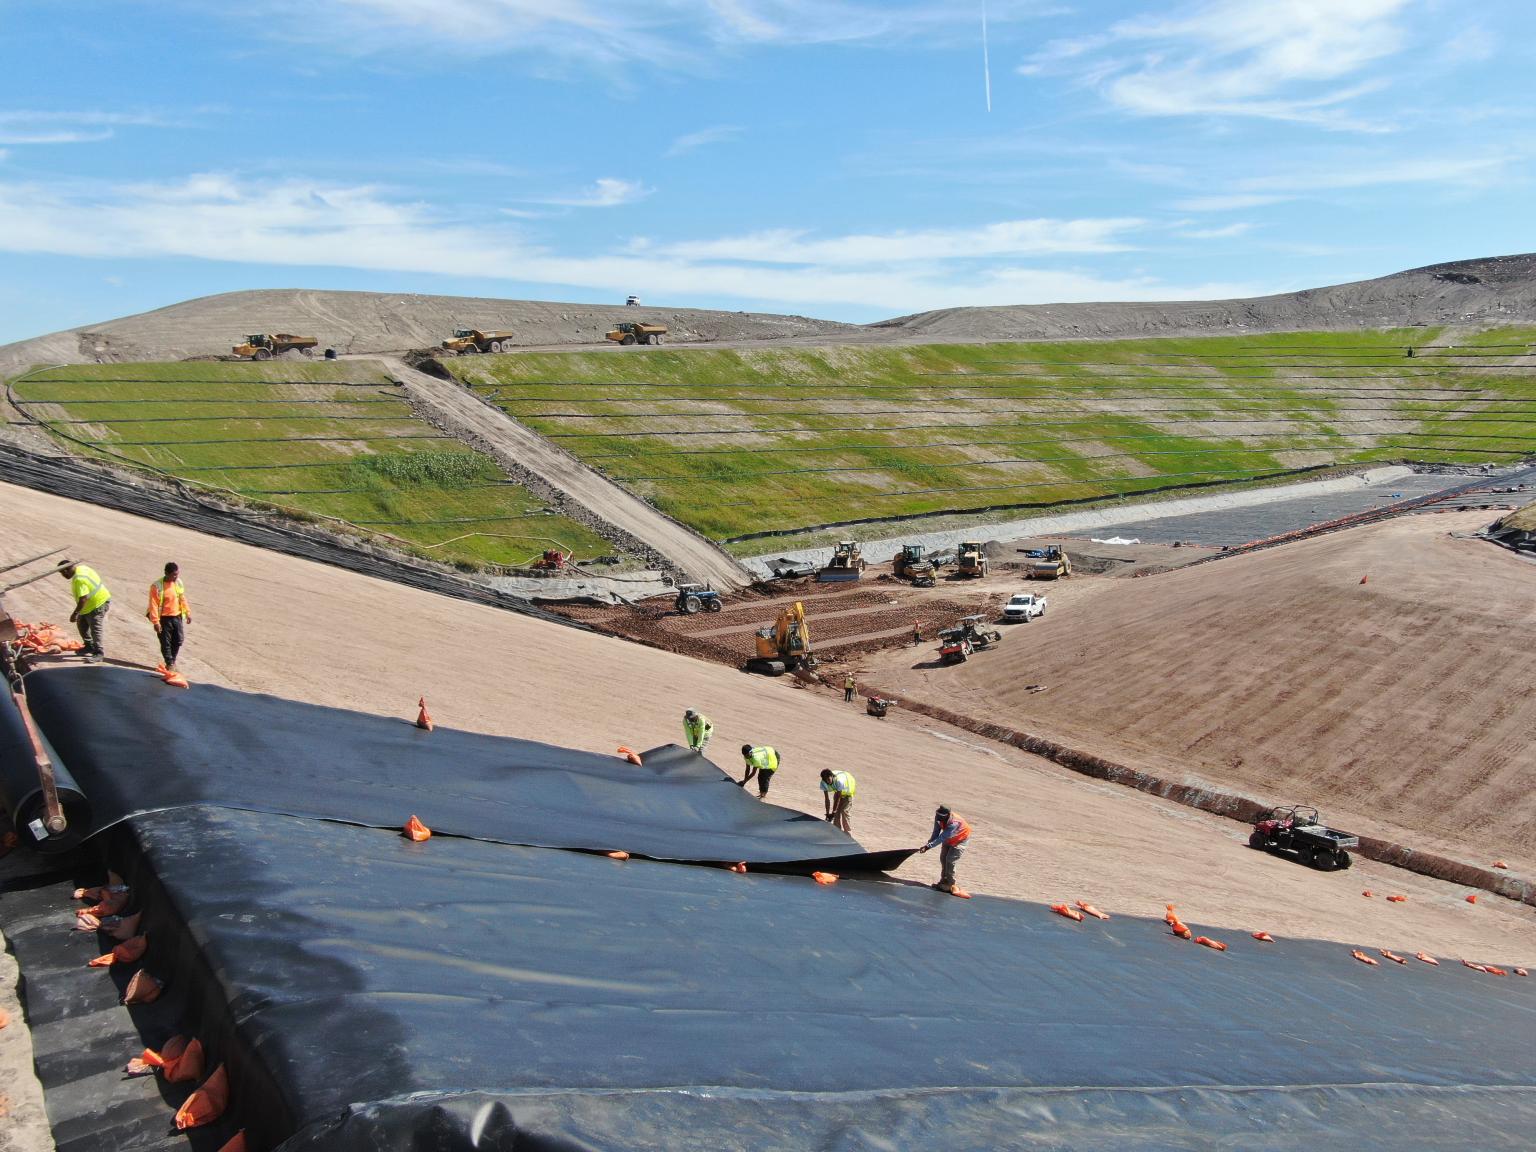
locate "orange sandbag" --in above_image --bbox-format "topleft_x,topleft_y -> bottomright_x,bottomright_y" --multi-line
728,862 -> 747,873
79,889 -> 129,917
616,746 -> 643,766
1194,936 -> 1227,952
174,1064 -> 229,1130
0,1008 -> 8,1029
162,671 -> 190,689
1049,903 -> 1084,922
122,970 -> 163,1005
811,871 -> 838,885
1251,931 -> 1275,943
1380,949 -> 1408,965
107,912 -> 142,941
606,851 -> 630,860
88,934 -> 148,967
217,1133 -> 247,1152
1516,968 -> 1529,977
1465,893 -> 1478,904
948,887 -> 972,899
415,697 -> 433,731
128,1035 -> 204,1082
1492,861 -> 1509,869
1351,950 -> 1379,966
1361,890 -> 1374,898
403,815 -> 431,842
1075,901 -> 1109,920
1415,952 -> 1440,966
1386,895 -> 1407,903
1461,959 -> 1488,973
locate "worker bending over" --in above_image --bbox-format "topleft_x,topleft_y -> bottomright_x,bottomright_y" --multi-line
683,708 -> 713,753
738,744 -> 780,797
819,768 -> 856,833
59,560 -> 111,663
147,562 -> 192,672
919,804 -> 971,894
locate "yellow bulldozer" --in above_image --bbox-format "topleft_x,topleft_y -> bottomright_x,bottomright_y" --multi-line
956,540 -> 989,578
892,544 -> 937,587
748,601 -> 814,676
605,321 -> 667,346
232,333 -> 318,361
442,329 -> 515,355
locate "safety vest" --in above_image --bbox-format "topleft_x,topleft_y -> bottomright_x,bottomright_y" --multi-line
822,770 -> 856,798
148,578 -> 189,623
685,715 -> 712,741
70,565 -> 111,614
940,815 -> 971,846
745,746 -> 779,773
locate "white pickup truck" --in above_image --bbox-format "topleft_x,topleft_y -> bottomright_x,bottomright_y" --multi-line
1001,592 -> 1047,622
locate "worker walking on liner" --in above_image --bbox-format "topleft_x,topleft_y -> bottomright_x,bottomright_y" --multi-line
843,673 -> 856,703
819,768 -> 856,833
919,804 -> 971,894
683,708 -> 713,753
147,562 -> 192,673
59,560 -> 111,663
738,744 -> 780,797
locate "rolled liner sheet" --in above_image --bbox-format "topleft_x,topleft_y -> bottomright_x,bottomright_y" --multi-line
0,686 -> 92,852
22,665 -> 912,871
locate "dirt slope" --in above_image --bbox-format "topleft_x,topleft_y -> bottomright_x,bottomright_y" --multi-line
3,481 -> 1531,964
864,512 -> 1536,870
382,357 -> 751,588
877,254 -> 1536,340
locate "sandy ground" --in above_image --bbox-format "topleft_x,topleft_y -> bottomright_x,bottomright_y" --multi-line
3,481 -> 1532,965
381,357 -> 750,590
864,510 -> 1536,877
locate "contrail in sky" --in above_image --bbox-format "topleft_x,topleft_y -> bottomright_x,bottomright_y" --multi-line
981,0 -> 992,112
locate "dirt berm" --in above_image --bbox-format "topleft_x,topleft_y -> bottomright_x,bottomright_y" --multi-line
863,511 -> 1536,874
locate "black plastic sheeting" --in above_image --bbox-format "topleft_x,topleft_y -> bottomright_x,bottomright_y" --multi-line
8,669 -> 1536,1152
120,806 -> 1536,1151
0,686 -> 91,852
21,666 -> 910,872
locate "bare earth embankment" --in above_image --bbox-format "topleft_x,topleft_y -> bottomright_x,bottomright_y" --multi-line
864,511 -> 1536,874
3,482 -> 1532,964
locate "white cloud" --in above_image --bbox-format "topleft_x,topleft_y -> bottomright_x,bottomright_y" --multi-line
0,110 -> 172,127
1178,222 -> 1251,239
0,130 -> 114,145
531,177 -> 652,207
242,1 -> 1053,64
0,172 -> 1262,313
1174,193 -> 1288,211
1024,0 -> 1411,130
655,218 -> 1145,264
665,125 -> 743,157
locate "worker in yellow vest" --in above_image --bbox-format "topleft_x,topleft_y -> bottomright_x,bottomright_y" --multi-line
147,562 -> 193,672
919,804 -> 972,894
738,744 -> 780,798
683,708 -> 713,753
819,768 -> 856,833
58,560 -> 111,663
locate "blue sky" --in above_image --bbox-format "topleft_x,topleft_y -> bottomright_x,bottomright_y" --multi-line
1,0 -> 1533,342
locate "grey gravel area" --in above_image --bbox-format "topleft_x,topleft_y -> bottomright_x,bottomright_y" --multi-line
1087,468 -> 1536,547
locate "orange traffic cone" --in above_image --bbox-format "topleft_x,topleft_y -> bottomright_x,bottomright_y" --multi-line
415,697 -> 434,731
616,746 -> 643,766
174,1064 -> 229,1130
403,815 -> 431,842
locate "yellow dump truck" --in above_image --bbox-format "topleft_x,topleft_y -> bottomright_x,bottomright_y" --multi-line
605,322 -> 667,346
442,329 -> 515,355
232,334 -> 318,361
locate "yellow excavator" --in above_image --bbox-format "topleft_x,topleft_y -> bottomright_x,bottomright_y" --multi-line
748,601 -> 814,676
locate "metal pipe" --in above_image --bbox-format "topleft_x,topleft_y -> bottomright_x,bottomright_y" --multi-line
11,690 -> 66,833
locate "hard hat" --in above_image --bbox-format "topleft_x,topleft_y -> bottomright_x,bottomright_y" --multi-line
684,708 -> 697,719
935,804 -> 951,817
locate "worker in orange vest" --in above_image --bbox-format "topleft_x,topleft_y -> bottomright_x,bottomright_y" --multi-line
147,562 -> 192,672
920,804 -> 971,893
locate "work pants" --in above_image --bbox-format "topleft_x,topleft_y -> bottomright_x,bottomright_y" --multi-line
157,616 -> 186,667
76,602 -> 109,657
844,685 -> 854,701
940,840 -> 967,888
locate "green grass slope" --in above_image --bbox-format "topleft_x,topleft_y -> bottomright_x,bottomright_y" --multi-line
9,361 -> 610,567
450,329 -> 1536,549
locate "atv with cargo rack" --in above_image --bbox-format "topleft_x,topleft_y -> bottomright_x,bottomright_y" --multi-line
1249,805 -> 1358,871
